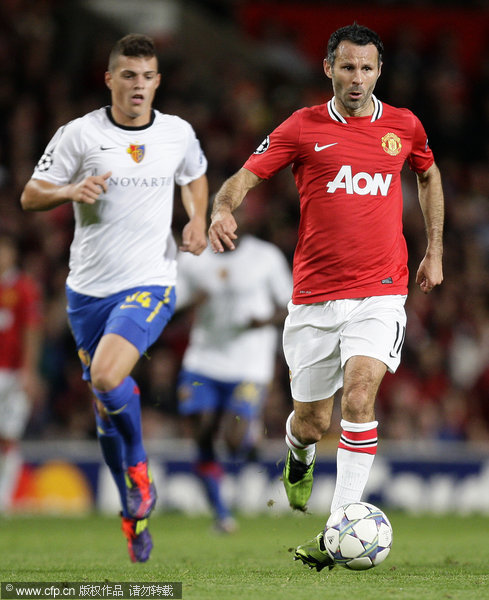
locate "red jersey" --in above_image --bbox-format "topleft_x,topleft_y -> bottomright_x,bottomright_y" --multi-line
243,96 -> 434,304
0,269 -> 42,369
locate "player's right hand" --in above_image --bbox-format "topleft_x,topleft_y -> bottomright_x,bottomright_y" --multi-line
72,171 -> 112,204
208,209 -> 238,253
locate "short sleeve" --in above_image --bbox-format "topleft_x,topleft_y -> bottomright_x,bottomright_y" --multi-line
407,114 -> 434,174
32,119 -> 84,185
174,124 -> 208,186
243,111 -> 301,180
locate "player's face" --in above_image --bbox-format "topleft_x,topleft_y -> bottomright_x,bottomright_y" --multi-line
323,41 -> 382,118
105,55 -> 161,126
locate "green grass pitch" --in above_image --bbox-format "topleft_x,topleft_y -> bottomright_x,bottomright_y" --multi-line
1,511 -> 488,600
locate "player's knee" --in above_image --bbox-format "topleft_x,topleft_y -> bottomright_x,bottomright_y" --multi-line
341,388 -> 375,422
90,368 -> 122,393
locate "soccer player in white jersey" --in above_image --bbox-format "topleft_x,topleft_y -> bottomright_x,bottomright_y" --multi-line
21,34 -> 208,562
208,23 -> 444,571
176,232 -> 292,532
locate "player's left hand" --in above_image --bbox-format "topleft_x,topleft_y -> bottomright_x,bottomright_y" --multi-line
180,218 -> 207,255
208,209 -> 238,253
415,253 -> 443,293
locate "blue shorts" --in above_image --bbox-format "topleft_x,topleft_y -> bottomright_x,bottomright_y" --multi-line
66,284 -> 176,381
177,369 -> 266,420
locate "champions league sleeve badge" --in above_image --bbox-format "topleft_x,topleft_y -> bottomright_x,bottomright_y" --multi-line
36,152 -> 53,172
253,136 -> 270,155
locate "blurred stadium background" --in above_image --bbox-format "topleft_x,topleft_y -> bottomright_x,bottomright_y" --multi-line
2,0 -> 489,517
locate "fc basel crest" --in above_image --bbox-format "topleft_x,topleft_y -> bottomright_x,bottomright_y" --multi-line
381,133 -> 402,156
127,143 -> 145,163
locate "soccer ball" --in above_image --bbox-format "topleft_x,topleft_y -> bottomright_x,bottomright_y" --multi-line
324,502 -> 393,570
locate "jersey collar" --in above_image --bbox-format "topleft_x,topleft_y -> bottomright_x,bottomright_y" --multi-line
327,95 -> 383,123
105,106 -> 156,130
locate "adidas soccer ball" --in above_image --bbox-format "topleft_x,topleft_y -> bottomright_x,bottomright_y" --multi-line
324,502 -> 393,570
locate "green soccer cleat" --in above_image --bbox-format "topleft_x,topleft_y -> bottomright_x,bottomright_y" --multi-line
294,532 -> 335,572
282,450 -> 315,511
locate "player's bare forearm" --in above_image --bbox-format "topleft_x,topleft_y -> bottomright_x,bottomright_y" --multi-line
21,173 -> 111,211
209,168 -> 263,253
210,168 -> 262,219
416,162 -> 444,293
21,179 -> 72,211
417,163 -> 444,254
181,174 -> 208,220
180,174 -> 208,255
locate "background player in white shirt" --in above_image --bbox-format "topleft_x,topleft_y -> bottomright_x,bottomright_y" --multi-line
176,231 -> 292,532
208,23 -> 444,570
21,33 -> 208,562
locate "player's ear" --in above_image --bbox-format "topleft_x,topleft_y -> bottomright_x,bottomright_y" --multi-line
377,61 -> 383,79
105,71 -> 112,90
155,73 -> 161,89
323,59 -> 332,79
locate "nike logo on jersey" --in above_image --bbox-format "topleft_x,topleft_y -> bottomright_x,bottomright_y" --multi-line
314,142 -> 338,152
100,146 -> 115,151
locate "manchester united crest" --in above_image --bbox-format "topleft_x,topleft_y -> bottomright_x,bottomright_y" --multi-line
127,143 -> 145,163
381,133 -> 402,156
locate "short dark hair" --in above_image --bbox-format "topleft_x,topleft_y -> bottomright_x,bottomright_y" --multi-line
326,23 -> 384,67
108,33 -> 157,71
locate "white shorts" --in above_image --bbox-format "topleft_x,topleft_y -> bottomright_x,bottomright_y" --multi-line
0,370 -> 30,439
282,295 -> 407,402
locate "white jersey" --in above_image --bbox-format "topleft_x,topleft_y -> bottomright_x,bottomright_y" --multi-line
31,107 -> 207,297
177,235 -> 293,383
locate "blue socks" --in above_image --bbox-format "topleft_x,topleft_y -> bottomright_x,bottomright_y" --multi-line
93,376 -> 146,466
195,458 -> 230,521
94,406 -> 130,517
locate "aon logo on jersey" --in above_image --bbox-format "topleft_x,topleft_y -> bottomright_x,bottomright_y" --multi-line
327,165 -> 393,196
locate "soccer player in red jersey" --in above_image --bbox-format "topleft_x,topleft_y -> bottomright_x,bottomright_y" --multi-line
0,233 -> 43,512
208,23 -> 444,570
